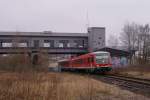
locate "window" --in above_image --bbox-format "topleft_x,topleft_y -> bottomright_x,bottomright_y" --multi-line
99,37 -> 102,39
18,43 -> 28,47
88,58 -> 91,63
67,43 -> 71,47
2,43 -> 13,47
44,43 -> 51,47
34,40 -> 39,48
73,42 -> 77,47
58,43 -> 63,47
91,57 -> 94,62
74,40 -> 84,48
95,53 -> 109,64
59,61 -> 69,67
79,45 -> 83,48
76,59 -> 83,64
79,59 -> 83,64
59,40 -> 69,48
44,40 -> 54,47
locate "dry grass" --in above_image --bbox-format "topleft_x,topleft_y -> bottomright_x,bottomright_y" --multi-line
111,65 -> 150,79
0,72 -> 149,100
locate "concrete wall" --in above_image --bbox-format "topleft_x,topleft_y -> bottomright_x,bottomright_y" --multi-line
111,56 -> 128,68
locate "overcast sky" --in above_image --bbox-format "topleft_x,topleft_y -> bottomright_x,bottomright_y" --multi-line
0,0 -> 150,38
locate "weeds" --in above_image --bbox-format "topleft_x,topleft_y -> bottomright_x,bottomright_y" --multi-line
0,72 -> 149,100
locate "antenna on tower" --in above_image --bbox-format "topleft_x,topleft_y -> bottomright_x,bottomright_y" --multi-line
86,10 -> 90,29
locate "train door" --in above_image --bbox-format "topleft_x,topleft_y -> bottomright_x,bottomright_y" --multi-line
87,56 -> 92,67
89,56 -> 94,68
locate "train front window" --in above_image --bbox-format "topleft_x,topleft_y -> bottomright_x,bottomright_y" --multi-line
95,53 -> 109,64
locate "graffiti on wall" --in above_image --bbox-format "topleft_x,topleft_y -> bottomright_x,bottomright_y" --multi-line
112,57 -> 128,67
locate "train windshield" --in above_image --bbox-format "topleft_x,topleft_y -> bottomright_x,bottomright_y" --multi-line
95,53 -> 109,64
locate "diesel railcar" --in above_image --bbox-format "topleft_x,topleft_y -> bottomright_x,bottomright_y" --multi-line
58,51 -> 112,73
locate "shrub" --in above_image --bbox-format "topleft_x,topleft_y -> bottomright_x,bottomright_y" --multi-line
0,53 -> 49,72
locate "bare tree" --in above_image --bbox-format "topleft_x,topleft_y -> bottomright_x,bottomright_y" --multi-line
120,22 -> 140,64
120,22 -> 150,64
120,22 -> 139,51
138,24 -> 150,63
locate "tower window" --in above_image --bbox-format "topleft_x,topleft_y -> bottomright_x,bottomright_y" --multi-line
99,37 -> 102,39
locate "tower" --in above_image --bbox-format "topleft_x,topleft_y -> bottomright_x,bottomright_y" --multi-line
88,27 -> 105,52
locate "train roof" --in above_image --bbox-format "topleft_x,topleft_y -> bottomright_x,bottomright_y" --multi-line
58,59 -> 69,62
91,51 -> 110,55
58,51 -> 110,62
71,51 -> 110,60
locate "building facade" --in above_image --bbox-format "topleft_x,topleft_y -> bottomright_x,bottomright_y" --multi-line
0,27 -> 105,54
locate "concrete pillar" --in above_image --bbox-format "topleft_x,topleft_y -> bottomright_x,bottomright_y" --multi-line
68,40 -> 75,48
31,53 -> 39,65
39,40 -> 44,47
54,40 -> 59,48
50,40 -> 54,48
83,39 -> 88,48
63,42 -> 68,48
28,40 -> 33,47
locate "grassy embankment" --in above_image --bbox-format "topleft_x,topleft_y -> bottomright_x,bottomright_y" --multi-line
0,54 -> 149,100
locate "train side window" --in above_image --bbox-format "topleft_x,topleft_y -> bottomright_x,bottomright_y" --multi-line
76,59 -> 80,64
88,58 -> 90,63
91,57 -> 94,62
88,57 -> 94,63
76,60 -> 78,64
79,59 -> 82,64
82,58 -> 85,63
75,59 -> 83,64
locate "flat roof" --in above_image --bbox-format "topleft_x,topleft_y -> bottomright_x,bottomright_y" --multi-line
98,47 -> 131,57
88,27 -> 105,29
0,32 -> 88,37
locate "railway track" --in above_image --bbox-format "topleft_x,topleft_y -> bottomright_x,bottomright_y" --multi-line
92,74 -> 150,97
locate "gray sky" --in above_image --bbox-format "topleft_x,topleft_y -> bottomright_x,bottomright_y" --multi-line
0,0 -> 150,37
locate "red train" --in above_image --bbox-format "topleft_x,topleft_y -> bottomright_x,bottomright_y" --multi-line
58,51 -> 112,73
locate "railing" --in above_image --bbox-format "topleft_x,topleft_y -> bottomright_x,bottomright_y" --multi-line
0,47 -> 88,49
0,47 -> 88,54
